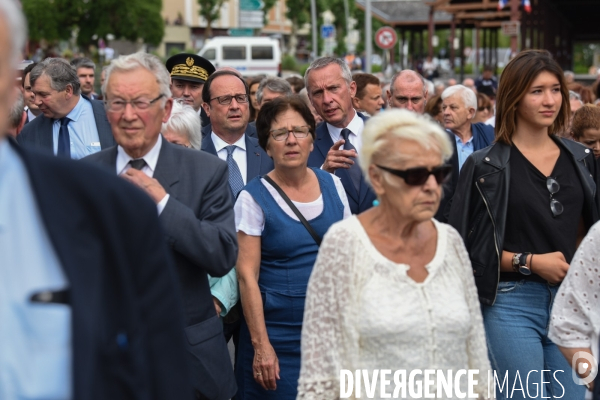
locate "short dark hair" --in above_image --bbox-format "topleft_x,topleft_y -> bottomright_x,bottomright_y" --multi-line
255,95 -> 316,152
285,76 -> 305,93
202,70 -> 249,104
353,73 -> 381,100
22,62 -> 37,88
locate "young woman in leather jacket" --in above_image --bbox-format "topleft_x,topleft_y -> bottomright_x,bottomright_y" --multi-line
450,50 -> 600,400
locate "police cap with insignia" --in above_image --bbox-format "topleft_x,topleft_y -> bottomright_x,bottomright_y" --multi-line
166,53 -> 216,84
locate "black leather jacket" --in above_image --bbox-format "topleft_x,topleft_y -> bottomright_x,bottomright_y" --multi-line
449,136 -> 600,306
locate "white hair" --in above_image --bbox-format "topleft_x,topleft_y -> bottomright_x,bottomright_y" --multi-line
441,84 -> 477,110
360,109 -> 453,183
162,100 -> 202,150
0,0 -> 27,66
102,52 -> 172,103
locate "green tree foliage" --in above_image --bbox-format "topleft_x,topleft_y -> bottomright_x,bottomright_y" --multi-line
22,0 -> 164,48
353,7 -> 384,55
198,0 -> 227,38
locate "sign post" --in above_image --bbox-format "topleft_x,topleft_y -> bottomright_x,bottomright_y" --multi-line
375,26 -> 397,50
375,26 -> 397,72
239,0 -> 264,29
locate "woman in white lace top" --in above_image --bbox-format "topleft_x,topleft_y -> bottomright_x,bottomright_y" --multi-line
549,221 -> 600,398
297,109 -> 492,399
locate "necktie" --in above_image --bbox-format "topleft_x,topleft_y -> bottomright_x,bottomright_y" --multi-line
129,159 -> 147,170
57,117 -> 71,158
226,145 -> 245,198
340,128 -> 362,193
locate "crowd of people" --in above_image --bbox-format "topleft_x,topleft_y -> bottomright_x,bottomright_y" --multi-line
4,0 -> 600,399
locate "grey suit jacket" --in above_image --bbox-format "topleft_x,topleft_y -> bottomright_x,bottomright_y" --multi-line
17,95 -> 115,155
83,137 -> 238,400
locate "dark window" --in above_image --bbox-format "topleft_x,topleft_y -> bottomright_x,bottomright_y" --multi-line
223,46 -> 246,60
251,46 -> 274,60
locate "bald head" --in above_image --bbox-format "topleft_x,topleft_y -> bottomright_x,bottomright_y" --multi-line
462,78 -> 476,92
387,70 -> 428,113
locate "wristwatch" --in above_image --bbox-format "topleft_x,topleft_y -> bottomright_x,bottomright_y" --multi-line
512,252 -> 532,275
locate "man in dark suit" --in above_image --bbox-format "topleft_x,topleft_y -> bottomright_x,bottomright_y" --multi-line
304,57 -> 376,214
17,58 -> 114,158
0,3 -> 192,398
83,52 -> 238,400
200,69 -> 273,346
22,62 -> 42,123
201,69 -> 273,187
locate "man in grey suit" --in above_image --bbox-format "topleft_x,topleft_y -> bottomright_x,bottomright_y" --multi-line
17,58 -> 114,159
83,52 -> 237,400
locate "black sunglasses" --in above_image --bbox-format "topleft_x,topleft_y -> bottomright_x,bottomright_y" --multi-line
547,177 -> 563,217
376,164 -> 453,186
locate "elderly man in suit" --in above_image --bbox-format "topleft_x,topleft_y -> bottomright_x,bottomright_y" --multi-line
436,84 -> 494,222
17,58 -> 114,158
304,56 -> 376,214
0,1 -> 192,398
84,52 -> 238,400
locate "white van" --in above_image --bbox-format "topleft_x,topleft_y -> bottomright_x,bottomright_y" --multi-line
199,37 -> 281,77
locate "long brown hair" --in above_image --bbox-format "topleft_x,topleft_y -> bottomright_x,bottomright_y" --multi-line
495,50 -> 570,144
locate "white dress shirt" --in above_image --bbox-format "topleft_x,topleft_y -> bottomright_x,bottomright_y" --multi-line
325,111 -> 365,154
26,107 -> 38,122
0,139 -> 72,399
211,132 -> 248,184
116,135 -> 170,214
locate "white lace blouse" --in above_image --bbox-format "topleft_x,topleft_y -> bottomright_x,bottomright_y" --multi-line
297,216 -> 491,399
549,221 -> 600,400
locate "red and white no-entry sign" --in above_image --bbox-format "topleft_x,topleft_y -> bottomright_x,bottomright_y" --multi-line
375,26 -> 398,50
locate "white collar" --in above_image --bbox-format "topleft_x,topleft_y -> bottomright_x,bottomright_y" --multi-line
116,134 -> 163,175
326,110 -> 364,140
211,132 -> 246,153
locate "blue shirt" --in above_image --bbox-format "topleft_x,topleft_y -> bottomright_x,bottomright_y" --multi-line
0,139 -> 72,399
52,95 -> 101,159
454,134 -> 474,171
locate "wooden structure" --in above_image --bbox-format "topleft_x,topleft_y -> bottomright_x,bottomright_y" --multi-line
357,0 -> 600,75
